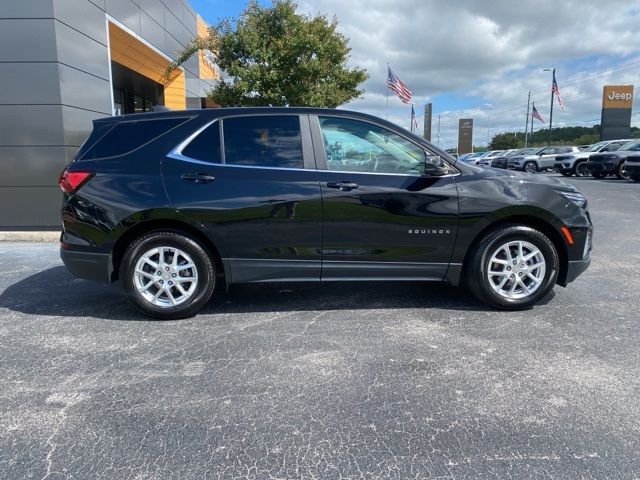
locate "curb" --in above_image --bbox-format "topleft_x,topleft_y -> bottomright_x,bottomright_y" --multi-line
0,231 -> 60,242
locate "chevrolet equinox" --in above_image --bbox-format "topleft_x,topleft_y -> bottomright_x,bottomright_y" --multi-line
59,108 -> 593,319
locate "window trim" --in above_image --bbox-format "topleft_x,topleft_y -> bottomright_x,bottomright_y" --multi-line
168,113 -> 314,171
309,114 -> 460,178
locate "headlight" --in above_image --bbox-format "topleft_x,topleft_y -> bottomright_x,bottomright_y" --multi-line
554,188 -> 587,208
565,156 -> 576,161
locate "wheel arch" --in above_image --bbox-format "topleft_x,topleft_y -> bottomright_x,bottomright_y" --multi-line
110,218 -> 228,284
450,214 -> 569,287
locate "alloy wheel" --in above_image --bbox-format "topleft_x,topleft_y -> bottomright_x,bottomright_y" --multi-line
486,240 -> 546,300
524,162 -> 537,173
575,162 -> 590,177
133,246 -> 199,307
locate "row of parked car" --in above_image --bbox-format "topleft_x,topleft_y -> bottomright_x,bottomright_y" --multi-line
459,139 -> 640,181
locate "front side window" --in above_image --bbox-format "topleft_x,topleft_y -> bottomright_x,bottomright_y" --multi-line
223,115 -> 303,169
318,116 -> 453,176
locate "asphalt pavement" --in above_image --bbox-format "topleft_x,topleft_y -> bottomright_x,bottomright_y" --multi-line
1,174 -> 639,479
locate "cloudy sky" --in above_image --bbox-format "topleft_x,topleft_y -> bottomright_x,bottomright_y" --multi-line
191,0 -> 640,148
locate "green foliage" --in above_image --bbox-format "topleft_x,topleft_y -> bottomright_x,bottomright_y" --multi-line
489,133 -> 519,150
166,0 -> 368,107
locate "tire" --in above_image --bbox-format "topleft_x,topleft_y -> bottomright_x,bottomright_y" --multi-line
574,161 -> 590,177
592,173 -> 606,179
524,161 -> 538,174
464,225 -> 559,310
615,161 -> 630,180
121,231 -> 216,319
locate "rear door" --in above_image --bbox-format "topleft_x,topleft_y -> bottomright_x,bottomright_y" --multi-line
311,115 -> 459,280
162,114 -> 323,283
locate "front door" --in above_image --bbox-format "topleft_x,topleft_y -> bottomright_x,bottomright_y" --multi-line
162,114 -> 323,283
311,115 -> 459,280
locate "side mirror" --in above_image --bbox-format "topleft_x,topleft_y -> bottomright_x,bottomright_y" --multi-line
422,154 -> 450,176
601,147 -> 610,152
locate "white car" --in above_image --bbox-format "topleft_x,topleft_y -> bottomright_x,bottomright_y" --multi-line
507,146 -> 579,173
476,150 -> 507,166
554,139 -> 634,177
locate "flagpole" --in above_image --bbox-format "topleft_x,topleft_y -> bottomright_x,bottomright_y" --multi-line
524,91 -> 531,148
386,63 -> 390,120
548,68 -> 555,146
410,104 -> 413,133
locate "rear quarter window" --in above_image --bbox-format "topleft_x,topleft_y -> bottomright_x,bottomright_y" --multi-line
80,117 -> 189,160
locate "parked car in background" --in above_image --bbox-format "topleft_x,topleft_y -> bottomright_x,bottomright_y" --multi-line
58,107 -> 592,318
489,149 -> 524,169
555,139 -> 632,177
464,152 -> 489,165
578,145 -> 592,151
624,148 -> 640,182
508,146 -> 578,173
587,139 -> 640,179
476,150 -> 507,166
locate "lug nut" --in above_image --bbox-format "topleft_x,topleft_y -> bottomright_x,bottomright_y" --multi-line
507,266 -> 511,271
510,274 -> 515,278
159,280 -> 164,284
172,273 -> 177,278
165,267 -> 170,272
518,272 -> 523,276
157,271 -> 162,275
513,260 -> 517,265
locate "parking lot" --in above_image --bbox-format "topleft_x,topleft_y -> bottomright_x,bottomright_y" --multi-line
1,174 -> 639,479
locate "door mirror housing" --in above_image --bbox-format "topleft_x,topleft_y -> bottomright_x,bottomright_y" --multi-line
422,154 -> 452,177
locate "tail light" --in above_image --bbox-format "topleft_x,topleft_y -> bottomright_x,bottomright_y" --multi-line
58,169 -> 94,194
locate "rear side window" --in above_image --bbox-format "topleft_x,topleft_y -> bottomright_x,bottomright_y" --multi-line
80,117 -> 188,160
222,115 -> 303,169
181,122 -> 222,163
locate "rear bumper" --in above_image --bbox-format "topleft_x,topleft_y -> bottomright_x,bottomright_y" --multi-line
60,246 -> 113,283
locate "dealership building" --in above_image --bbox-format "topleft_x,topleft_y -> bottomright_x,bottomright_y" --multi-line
0,0 -> 217,228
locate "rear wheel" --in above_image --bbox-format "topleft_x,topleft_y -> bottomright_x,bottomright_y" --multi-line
574,161 -> 590,177
121,232 -> 215,319
616,161 -> 630,180
465,225 -> 559,310
524,161 -> 538,174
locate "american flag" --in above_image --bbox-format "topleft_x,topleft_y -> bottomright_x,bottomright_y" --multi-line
387,66 -> 412,104
411,105 -> 419,132
531,103 -> 545,123
552,72 -> 565,110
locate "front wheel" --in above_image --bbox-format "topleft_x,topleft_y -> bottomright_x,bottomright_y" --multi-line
616,161 -> 630,180
524,161 -> 538,174
465,225 -> 559,310
574,161 -> 590,177
121,232 -> 216,319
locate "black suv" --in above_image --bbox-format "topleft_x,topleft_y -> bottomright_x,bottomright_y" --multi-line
59,108 -> 592,318
587,139 -> 640,179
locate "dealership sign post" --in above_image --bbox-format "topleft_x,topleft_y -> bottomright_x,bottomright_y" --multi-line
600,85 -> 634,141
458,119 -> 473,154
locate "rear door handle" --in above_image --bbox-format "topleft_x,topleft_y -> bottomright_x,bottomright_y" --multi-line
326,181 -> 359,191
181,173 -> 216,184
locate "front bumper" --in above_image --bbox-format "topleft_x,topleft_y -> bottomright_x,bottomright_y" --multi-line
554,162 -> 573,173
60,244 -> 113,283
564,257 -> 591,284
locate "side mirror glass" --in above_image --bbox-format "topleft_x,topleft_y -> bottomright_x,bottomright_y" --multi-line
422,154 -> 451,176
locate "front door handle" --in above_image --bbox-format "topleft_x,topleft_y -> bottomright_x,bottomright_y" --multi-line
181,173 -> 216,184
326,181 -> 359,191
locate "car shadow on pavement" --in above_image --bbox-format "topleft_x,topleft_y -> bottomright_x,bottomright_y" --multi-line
0,265 -> 548,321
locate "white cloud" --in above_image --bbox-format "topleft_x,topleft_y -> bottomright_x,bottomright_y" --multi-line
299,0 -> 640,147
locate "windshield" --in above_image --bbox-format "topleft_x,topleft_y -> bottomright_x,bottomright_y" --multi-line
619,140 -> 640,151
584,141 -> 608,152
506,149 -> 523,157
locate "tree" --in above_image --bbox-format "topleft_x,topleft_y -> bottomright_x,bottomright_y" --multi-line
167,0 -> 368,107
489,133 -> 519,150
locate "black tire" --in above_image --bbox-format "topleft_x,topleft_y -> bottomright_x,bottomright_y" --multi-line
121,231 -> 216,319
592,173 -> 606,179
464,225 -> 559,310
524,161 -> 538,174
560,172 -> 572,177
615,161 -> 630,180
573,161 -> 590,177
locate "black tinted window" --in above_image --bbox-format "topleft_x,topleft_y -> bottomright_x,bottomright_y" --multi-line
81,118 -> 188,160
182,122 -> 222,163
223,116 -> 303,168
